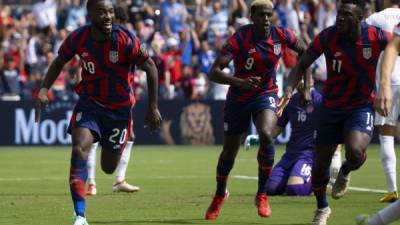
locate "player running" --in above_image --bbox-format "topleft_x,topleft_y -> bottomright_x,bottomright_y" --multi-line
204,0 -> 306,220
85,3 -> 140,196
281,1 -> 391,224
35,1 -> 162,225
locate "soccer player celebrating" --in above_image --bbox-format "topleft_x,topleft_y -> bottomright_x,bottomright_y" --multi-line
35,1 -> 162,225
366,0 -> 400,203
204,0 -> 306,220
281,1 -> 391,225
356,22 -> 400,225
84,4 -> 140,196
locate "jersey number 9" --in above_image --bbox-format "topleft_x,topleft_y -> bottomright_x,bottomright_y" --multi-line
245,57 -> 254,70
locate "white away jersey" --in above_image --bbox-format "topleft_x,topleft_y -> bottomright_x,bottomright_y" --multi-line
366,8 -> 400,85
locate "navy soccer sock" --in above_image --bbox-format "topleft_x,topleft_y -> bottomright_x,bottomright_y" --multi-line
312,168 -> 330,209
257,145 -> 275,195
215,155 -> 234,196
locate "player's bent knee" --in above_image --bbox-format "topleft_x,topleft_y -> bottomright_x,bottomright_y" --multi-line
71,145 -> 89,160
348,155 -> 367,171
101,164 -> 116,174
258,132 -> 273,146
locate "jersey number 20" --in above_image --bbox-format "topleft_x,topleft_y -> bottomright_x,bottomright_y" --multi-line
109,128 -> 127,144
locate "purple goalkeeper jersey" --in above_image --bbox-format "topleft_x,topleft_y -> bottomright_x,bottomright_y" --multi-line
277,89 -> 323,153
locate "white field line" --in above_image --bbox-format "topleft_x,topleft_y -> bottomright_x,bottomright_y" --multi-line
0,175 -> 388,194
0,175 -> 210,182
233,175 -> 387,194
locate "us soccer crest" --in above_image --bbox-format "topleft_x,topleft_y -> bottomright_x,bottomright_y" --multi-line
273,43 -> 281,55
363,47 -> 371,59
109,50 -> 119,63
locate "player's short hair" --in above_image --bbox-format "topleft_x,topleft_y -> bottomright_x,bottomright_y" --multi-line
86,0 -> 106,11
341,0 -> 367,11
250,0 -> 274,15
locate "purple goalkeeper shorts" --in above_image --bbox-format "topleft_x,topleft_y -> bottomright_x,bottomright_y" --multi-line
267,151 -> 314,195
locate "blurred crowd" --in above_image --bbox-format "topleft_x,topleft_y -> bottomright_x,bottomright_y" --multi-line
0,0 -> 378,101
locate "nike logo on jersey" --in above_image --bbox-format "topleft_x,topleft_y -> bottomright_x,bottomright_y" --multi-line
82,52 -> 89,57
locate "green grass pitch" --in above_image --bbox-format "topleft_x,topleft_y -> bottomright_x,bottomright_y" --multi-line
0,144 -> 399,225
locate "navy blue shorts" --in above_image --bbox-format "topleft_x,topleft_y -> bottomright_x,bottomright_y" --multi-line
224,94 -> 278,135
316,105 -> 374,145
68,98 -> 132,154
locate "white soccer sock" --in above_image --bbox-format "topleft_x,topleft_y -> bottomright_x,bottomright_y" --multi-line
87,142 -> 99,185
369,200 -> 400,225
115,141 -> 134,183
379,135 -> 397,193
330,149 -> 342,180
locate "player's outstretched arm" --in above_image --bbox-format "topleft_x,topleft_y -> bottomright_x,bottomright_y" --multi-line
35,56 -> 67,123
375,34 -> 400,117
139,58 -> 162,132
209,55 -> 260,90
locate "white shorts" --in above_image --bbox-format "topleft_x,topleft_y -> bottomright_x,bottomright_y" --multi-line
375,85 -> 400,126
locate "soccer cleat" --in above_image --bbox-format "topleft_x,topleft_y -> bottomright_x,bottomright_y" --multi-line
332,170 -> 351,199
112,180 -> 140,193
73,215 -> 89,225
205,191 -> 229,220
355,214 -> 369,225
311,207 -> 331,225
255,193 -> 272,217
86,183 -> 97,196
244,135 -> 259,150
379,191 -> 399,203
